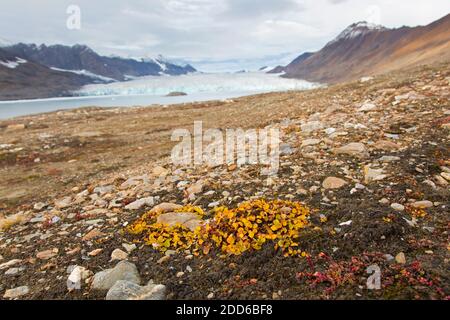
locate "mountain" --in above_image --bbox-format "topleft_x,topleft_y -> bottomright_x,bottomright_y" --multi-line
280,13 -> 450,83
0,48 -> 95,100
0,43 -> 197,100
2,43 -> 196,81
268,52 -> 314,74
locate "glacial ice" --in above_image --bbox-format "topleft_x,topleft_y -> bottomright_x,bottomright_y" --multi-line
76,72 -> 321,97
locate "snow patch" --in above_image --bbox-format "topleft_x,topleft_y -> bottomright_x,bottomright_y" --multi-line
50,67 -> 116,82
0,57 -> 27,69
327,21 -> 387,45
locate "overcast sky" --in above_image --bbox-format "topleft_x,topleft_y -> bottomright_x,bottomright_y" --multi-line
1,0 -> 449,71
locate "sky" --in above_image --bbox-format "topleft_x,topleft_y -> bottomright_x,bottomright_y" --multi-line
0,0 -> 449,72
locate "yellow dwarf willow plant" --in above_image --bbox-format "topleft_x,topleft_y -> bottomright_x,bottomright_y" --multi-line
126,199 -> 311,257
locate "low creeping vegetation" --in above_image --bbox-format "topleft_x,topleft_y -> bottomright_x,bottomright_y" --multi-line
126,199 -> 312,257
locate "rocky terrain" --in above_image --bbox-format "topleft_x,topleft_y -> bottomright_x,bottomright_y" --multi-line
0,62 -> 449,300
279,13 -> 450,84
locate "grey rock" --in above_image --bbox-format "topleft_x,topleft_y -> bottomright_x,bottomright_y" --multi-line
91,261 -> 141,291
3,286 -> 29,299
105,280 -> 166,300
125,197 -> 154,210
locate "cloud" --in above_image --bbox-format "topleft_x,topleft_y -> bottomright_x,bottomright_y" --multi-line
0,0 -> 449,71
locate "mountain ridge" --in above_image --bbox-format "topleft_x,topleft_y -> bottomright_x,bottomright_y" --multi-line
278,13 -> 450,83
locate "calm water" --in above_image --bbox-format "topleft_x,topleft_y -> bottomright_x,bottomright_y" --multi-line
0,91 -> 265,119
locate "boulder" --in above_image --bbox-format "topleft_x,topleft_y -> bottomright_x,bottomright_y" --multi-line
105,280 -> 166,300
91,261 -> 141,291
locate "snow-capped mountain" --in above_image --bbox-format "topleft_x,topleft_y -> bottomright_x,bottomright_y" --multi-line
325,21 -> 388,46
0,42 -> 197,100
1,43 -> 197,81
280,13 -> 450,83
0,47 -> 95,101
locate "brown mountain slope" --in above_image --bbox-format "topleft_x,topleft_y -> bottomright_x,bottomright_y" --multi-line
0,48 -> 94,100
283,13 -> 450,83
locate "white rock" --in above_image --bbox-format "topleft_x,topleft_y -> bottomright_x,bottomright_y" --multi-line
91,261 -> 141,291
0,259 -> 22,270
391,203 -> 405,211
125,197 -> 154,210
111,249 -> 129,261
301,121 -> 323,133
106,281 -> 166,300
322,177 -> 347,189
411,201 -> 433,209
358,102 -> 377,112
334,143 -> 368,157
3,286 -> 29,299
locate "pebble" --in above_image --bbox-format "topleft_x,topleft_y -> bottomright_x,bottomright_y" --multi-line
395,252 -> 406,264
110,249 -> 128,261
322,177 -> 347,189
125,197 -> 155,210
36,248 -> 59,260
106,281 -> 166,300
3,286 -> 30,299
411,201 -> 433,209
91,261 -> 141,291
441,172 -> 450,181
0,259 -> 22,270
391,203 -> 405,211
122,243 -> 137,253
333,142 -> 368,157
88,249 -> 103,257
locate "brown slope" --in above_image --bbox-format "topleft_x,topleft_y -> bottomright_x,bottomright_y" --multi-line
0,49 -> 94,100
283,13 -> 450,83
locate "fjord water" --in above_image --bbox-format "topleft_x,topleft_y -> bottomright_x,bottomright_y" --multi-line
0,72 -> 319,119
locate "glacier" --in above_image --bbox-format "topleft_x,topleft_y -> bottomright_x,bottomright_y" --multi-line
76,72 -> 320,97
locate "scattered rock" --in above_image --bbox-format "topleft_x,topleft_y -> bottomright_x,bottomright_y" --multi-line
111,249 -> 128,261
54,196 -> 72,209
122,243 -> 137,253
106,280 -> 166,300
441,172 -> 450,181
395,252 -> 406,264
301,121 -> 323,133
411,201 -> 433,209
322,177 -> 347,189
153,166 -> 169,177
358,102 -> 377,112
125,197 -> 154,210
364,166 -> 388,184
6,124 -> 26,131
3,286 -> 29,299
333,143 -> 368,157
373,140 -> 401,151
88,249 -> 103,257
36,248 -> 59,260
67,266 -> 92,290
391,203 -> 405,211
82,229 -> 105,241
0,259 -> 22,270
301,139 -> 321,147
91,261 -> 141,291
